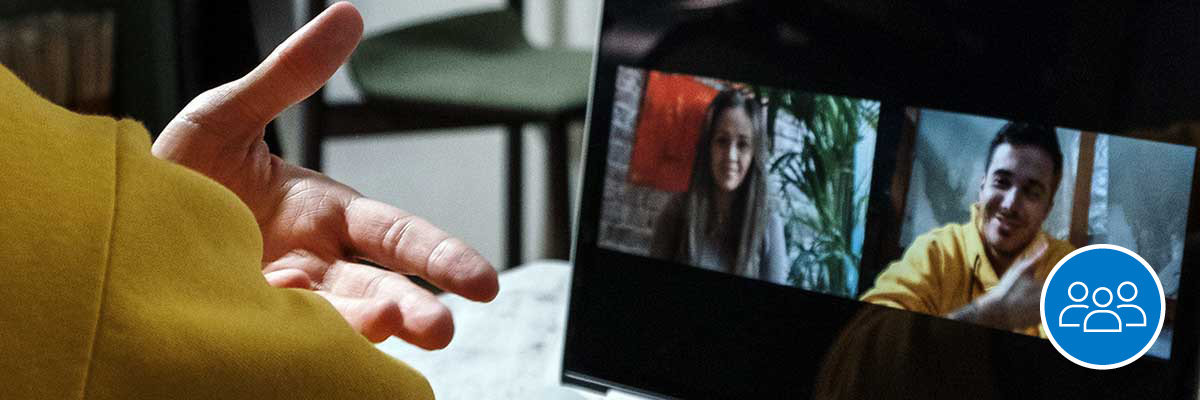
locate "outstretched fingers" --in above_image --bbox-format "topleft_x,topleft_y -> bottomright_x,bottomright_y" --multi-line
342,196 -> 500,303
264,253 -> 462,349
314,292 -> 406,344
320,260 -> 456,349
264,268 -> 314,289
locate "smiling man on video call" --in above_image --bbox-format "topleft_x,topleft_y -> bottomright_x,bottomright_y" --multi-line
861,122 -> 1076,336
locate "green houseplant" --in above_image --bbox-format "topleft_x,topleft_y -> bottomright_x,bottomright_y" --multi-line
755,89 -> 876,296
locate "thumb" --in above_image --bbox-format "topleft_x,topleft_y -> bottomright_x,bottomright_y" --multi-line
1014,235 -> 1050,276
234,1 -> 362,127
155,2 -> 362,155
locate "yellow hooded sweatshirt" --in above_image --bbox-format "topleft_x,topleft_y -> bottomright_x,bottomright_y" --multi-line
0,66 -> 433,399
860,204 -> 1076,337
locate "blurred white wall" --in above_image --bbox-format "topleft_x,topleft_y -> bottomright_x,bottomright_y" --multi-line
252,0 -> 599,268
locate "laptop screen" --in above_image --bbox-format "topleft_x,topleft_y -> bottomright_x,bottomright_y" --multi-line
565,1 -> 1200,398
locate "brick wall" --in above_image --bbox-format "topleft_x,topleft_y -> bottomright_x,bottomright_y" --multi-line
597,67 -> 676,255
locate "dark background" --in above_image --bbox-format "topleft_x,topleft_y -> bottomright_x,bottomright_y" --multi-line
1,0 -> 282,152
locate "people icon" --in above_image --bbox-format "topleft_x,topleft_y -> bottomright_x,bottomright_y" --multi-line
1057,281 -> 1147,332
1040,245 -> 1165,369
1058,282 -> 1089,327
1115,281 -> 1147,327
1083,286 -> 1122,332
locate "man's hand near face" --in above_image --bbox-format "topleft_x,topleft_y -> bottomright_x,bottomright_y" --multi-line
948,237 -> 1049,330
151,2 -> 499,349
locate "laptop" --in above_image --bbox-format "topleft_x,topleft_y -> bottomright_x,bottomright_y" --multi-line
563,0 -> 1200,398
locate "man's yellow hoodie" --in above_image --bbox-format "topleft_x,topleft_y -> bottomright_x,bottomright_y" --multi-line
0,66 -> 433,399
860,205 -> 1076,336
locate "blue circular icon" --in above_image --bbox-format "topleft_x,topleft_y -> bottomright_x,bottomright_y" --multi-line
1041,244 -> 1164,370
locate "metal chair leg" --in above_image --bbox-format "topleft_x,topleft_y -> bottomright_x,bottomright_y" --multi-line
546,117 -> 571,261
506,123 -> 524,268
302,98 -> 325,171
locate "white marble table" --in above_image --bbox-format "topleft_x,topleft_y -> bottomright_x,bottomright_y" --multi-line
376,260 -> 604,400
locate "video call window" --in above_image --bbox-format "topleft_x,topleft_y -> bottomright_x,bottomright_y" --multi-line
897,109 -> 1193,300
595,67 -> 1194,360
862,107 -> 1195,358
597,66 -> 879,298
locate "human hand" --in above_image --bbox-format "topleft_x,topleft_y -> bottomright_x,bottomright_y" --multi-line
949,236 -> 1049,330
151,2 -> 498,349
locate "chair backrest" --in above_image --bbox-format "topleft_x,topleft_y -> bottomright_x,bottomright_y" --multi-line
308,0 -> 525,24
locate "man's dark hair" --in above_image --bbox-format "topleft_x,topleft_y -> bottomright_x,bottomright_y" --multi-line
985,122 -> 1064,188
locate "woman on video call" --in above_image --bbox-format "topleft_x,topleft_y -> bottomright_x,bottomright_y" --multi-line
651,89 -> 788,284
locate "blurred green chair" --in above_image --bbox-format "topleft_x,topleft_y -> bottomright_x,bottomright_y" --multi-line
304,0 -> 592,267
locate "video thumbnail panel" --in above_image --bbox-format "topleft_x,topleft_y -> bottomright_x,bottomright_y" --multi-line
596,66 -> 879,298
859,108 -> 1195,356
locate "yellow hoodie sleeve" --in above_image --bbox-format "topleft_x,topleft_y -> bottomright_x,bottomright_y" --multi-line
0,66 -> 433,399
860,233 -> 949,315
